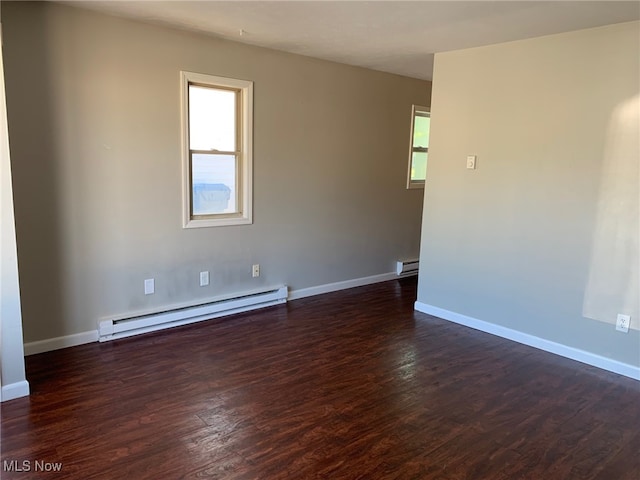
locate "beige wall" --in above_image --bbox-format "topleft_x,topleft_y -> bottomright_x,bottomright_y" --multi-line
418,21 -> 639,366
2,2 -> 430,343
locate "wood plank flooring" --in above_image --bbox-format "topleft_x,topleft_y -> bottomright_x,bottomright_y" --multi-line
2,278 -> 639,479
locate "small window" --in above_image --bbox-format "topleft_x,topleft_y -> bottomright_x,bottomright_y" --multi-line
181,71 -> 253,228
407,105 -> 430,189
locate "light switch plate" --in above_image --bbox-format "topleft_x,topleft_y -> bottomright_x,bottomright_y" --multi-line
467,155 -> 477,169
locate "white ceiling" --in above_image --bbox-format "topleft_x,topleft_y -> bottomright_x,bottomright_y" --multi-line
61,1 -> 640,80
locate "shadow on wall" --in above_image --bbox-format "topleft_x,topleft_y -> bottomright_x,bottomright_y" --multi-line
583,93 -> 639,330
4,5 -> 69,342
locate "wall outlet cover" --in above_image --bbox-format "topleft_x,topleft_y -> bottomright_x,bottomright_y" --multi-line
144,278 -> 155,295
616,314 -> 630,333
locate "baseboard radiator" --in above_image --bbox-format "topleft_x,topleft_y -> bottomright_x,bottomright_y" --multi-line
396,259 -> 419,277
99,286 -> 288,342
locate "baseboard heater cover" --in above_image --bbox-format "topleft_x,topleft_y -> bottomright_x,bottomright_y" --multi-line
396,259 -> 419,276
99,286 -> 288,342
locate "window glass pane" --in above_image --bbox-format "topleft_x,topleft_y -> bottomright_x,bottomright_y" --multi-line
192,153 -> 237,215
410,152 -> 427,182
413,115 -> 430,149
189,85 -> 236,151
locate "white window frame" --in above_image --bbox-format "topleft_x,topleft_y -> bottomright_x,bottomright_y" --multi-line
180,71 -> 253,228
406,105 -> 430,189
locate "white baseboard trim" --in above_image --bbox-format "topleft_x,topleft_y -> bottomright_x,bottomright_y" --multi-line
1,380 -> 30,402
288,272 -> 398,301
414,302 -> 640,381
22,272 -> 404,355
24,330 -> 99,356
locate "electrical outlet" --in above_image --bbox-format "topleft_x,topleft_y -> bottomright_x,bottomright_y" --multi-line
144,278 -> 154,295
616,314 -> 630,333
252,264 -> 260,278
199,271 -> 209,287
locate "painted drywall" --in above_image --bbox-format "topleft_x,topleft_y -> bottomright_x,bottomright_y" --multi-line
1,2 -> 430,343
0,14 -> 29,400
418,21 -> 639,366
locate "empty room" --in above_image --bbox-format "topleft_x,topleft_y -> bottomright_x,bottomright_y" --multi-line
1,1 -> 639,478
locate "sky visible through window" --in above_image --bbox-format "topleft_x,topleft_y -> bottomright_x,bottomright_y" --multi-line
189,85 -> 237,215
411,114 -> 430,182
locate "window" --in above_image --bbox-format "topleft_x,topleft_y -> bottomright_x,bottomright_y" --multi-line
406,105 -> 430,189
181,71 -> 253,228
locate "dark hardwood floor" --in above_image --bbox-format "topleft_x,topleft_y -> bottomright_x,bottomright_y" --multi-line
2,278 -> 639,479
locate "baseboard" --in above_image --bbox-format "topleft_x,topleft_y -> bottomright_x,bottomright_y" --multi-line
288,272 -> 398,300
23,272 -> 403,354
1,380 -> 30,402
414,302 -> 640,381
24,330 -> 99,356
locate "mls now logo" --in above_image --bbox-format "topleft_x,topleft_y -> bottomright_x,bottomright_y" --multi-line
3,460 -> 63,472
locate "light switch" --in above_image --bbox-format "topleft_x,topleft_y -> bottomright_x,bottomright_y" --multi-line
467,155 -> 477,170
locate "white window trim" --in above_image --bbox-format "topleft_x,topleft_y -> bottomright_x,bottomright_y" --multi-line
180,71 -> 253,228
406,104 -> 429,190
